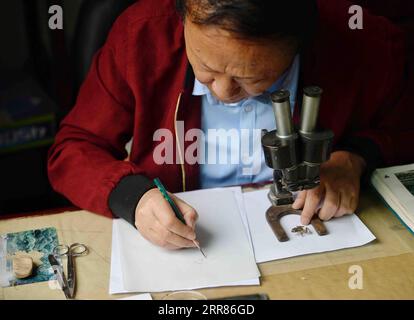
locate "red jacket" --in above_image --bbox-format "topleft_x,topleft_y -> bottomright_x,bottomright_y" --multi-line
48,0 -> 414,220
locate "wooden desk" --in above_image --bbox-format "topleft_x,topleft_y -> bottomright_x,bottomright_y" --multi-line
1,189 -> 414,300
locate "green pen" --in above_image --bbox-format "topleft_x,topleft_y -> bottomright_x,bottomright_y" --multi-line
153,178 -> 206,258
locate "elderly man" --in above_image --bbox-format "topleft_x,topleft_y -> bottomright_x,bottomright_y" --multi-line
48,0 -> 413,250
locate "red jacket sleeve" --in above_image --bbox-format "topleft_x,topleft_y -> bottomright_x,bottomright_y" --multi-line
48,17 -> 145,218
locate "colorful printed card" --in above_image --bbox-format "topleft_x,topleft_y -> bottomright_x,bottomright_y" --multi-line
0,227 -> 58,287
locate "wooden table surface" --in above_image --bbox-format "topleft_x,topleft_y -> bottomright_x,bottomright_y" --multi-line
1,189 -> 414,300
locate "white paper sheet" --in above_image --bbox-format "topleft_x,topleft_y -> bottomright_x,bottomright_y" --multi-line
109,187 -> 259,295
109,219 -> 129,294
111,188 -> 260,293
118,293 -> 153,300
109,217 -> 258,294
243,189 -> 376,263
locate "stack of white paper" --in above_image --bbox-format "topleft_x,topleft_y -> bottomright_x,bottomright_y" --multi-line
110,187 -> 260,294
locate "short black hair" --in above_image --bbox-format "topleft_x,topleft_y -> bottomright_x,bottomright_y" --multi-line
176,0 -> 318,52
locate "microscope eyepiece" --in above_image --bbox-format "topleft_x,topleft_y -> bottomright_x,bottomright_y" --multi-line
271,90 -> 290,103
271,90 -> 293,138
303,86 -> 323,98
300,86 -> 323,134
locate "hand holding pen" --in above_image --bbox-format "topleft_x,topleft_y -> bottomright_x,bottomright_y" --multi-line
134,178 -> 203,253
153,178 -> 206,257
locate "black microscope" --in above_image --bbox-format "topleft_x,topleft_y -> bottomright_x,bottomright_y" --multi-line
261,87 -> 334,241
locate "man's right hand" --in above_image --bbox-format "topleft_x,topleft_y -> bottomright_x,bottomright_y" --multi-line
135,188 -> 199,250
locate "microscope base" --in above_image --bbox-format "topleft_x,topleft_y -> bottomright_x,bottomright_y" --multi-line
265,205 -> 328,242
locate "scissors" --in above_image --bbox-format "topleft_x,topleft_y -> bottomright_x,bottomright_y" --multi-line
53,243 -> 88,299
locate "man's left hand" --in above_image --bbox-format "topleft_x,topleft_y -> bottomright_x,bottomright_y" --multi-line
292,151 -> 366,225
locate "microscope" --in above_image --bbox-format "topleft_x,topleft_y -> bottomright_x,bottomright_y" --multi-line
261,87 -> 334,242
